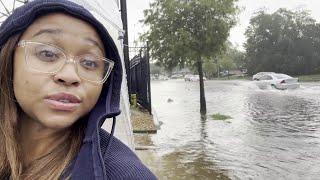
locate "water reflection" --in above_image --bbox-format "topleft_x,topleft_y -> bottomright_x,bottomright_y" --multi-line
138,141 -> 230,180
149,80 -> 320,179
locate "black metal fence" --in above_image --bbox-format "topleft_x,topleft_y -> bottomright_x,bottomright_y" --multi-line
129,47 -> 152,114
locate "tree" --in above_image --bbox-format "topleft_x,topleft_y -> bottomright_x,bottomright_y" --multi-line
220,55 -> 235,72
202,58 -> 217,79
227,47 -> 246,70
150,63 -> 163,75
143,0 -> 239,115
245,9 -> 320,75
218,42 -> 242,72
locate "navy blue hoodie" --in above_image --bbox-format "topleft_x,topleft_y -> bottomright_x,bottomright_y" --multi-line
0,0 -> 157,179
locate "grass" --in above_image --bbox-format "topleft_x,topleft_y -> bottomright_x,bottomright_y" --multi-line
295,74 -> 320,82
212,74 -> 320,82
212,75 -> 250,81
210,113 -> 232,121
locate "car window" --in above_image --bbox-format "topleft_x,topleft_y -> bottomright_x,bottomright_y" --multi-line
260,75 -> 273,80
274,74 -> 291,79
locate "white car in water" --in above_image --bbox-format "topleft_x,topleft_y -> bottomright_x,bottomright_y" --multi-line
254,73 -> 300,90
252,72 -> 275,80
184,74 -> 207,81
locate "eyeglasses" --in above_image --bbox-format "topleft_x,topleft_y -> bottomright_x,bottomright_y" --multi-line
17,40 -> 114,84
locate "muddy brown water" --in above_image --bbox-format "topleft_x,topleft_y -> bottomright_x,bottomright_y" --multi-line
145,80 -> 320,179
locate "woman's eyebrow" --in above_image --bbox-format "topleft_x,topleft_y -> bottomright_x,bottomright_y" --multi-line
84,37 -> 105,55
32,28 -> 104,54
32,28 -> 62,37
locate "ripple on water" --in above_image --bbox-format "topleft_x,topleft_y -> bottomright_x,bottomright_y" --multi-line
151,80 -> 320,179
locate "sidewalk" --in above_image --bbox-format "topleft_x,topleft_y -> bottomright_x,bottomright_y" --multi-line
102,104 -> 158,150
131,106 -> 157,134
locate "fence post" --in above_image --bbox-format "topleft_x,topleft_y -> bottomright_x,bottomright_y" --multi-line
146,41 -> 152,114
128,46 -> 152,115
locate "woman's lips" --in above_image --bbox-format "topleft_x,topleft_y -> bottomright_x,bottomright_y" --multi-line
44,99 -> 81,111
44,93 -> 82,111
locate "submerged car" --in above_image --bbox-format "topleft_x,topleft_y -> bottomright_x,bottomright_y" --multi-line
252,72 -> 275,80
254,73 -> 300,90
170,74 -> 184,79
184,74 -> 207,81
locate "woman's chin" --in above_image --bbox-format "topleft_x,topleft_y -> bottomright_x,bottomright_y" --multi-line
37,115 -> 79,130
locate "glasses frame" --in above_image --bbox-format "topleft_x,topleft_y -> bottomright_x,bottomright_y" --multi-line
17,40 -> 115,85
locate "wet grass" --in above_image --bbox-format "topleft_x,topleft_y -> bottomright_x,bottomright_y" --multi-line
210,113 -> 232,121
213,75 -> 250,81
212,74 -> 320,82
296,74 -> 320,82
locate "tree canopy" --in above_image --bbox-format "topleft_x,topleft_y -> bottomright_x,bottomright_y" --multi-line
245,9 -> 320,75
142,0 -> 239,115
142,0 -> 239,71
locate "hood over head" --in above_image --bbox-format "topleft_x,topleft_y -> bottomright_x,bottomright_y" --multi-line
0,0 -> 123,139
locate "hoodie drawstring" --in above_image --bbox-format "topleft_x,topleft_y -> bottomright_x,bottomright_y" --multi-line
105,116 -> 117,152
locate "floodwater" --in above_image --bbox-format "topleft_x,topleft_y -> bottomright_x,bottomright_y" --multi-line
146,79 -> 320,179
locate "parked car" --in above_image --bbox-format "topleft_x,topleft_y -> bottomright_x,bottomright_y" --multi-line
170,74 -> 184,79
254,73 -> 300,90
252,72 -> 275,80
151,74 -> 169,80
220,71 -> 229,77
158,75 -> 169,80
184,74 -> 207,81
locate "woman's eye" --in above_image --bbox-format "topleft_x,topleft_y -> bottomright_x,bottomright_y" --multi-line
80,59 -> 99,70
35,50 -> 60,62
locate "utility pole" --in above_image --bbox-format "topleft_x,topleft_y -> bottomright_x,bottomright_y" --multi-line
120,0 -> 130,95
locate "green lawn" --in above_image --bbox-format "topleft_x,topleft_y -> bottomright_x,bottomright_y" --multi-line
295,74 -> 320,82
212,75 -> 250,81
211,74 -> 320,82
210,113 -> 232,121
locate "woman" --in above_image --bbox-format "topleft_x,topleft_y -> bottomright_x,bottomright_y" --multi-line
0,0 -> 156,179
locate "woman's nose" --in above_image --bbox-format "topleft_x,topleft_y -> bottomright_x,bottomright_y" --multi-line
53,63 -> 81,86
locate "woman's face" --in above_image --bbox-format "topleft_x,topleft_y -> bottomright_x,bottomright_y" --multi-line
13,13 -> 105,129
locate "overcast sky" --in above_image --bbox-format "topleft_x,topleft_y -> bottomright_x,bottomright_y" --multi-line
1,0 -> 320,52
127,0 -> 320,51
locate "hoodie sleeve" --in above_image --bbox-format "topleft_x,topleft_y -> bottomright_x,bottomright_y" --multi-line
100,129 -> 157,180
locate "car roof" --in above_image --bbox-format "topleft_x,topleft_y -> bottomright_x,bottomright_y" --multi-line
261,73 -> 292,79
256,72 -> 275,75
273,73 -> 292,79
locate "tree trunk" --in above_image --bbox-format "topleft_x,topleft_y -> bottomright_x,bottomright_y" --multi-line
215,58 -> 220,78
197,56 -> 207,115
227,68 -> 230,80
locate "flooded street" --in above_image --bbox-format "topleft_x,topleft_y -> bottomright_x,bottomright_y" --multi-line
147,80 -> 320,179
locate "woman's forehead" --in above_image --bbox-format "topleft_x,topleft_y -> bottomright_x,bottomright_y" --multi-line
20,13 -> 104,52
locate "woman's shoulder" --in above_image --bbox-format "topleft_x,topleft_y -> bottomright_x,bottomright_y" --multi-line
99,128 -> 157,180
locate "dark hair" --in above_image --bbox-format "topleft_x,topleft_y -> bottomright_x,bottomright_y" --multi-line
0,33 -> 86,180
